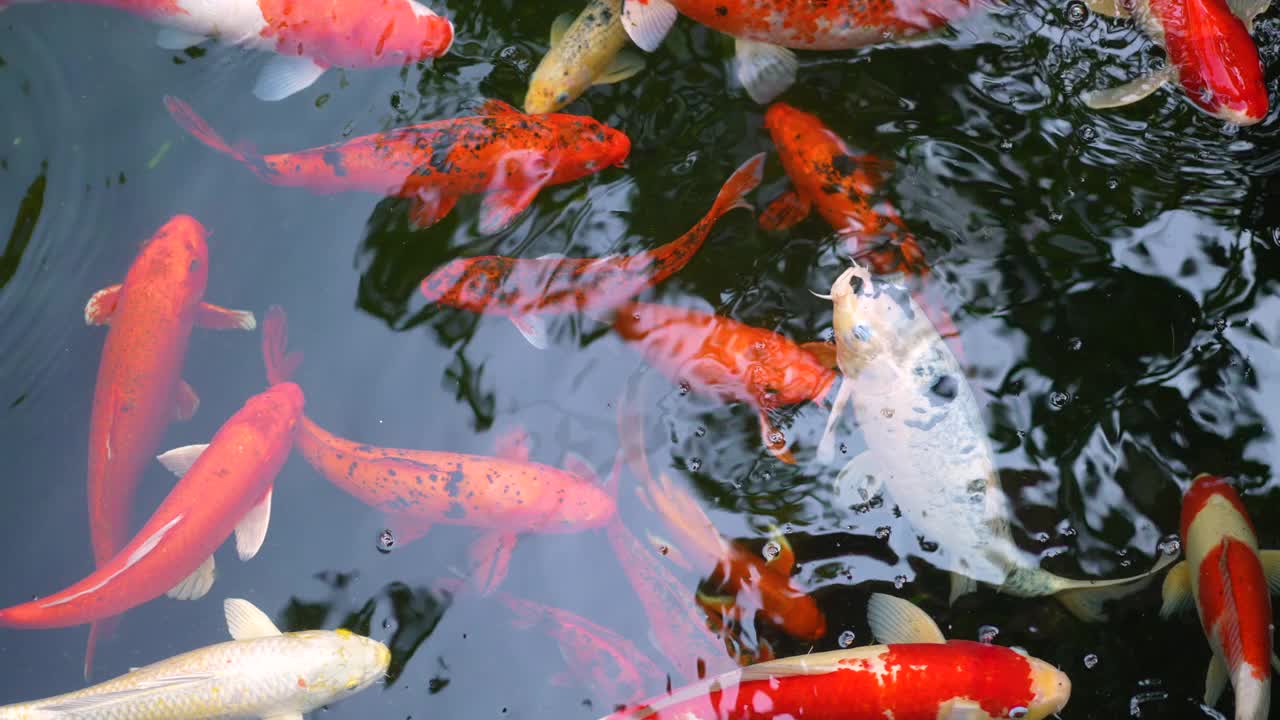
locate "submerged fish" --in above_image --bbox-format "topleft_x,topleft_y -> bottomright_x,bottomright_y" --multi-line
419,153 -> 764,349
525,0 -> 644,113
620,0 -> 977,102
0,598 -> 389,719
1,0 -> 453,101
82,214 -> 255,677
599,592 -> 1071,720
1081,0 -> 1268,124
761,103 -> 926,276
1161,474 -> 1280,720
0,382 -> 303,630
613,300 -> 837,463
435,577 -> 665,704
818,264 -> 1175,618
165,97 -> 630,234
262,307 -> 615,593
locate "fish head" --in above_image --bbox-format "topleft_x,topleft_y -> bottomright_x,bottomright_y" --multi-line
1172,4 -> 1267,125
1019,655 -> 1072,719
547,116 -> 631,181
525,61 -> 588,114
239,382 -> 306,438
130,214 -> 211,308
419,257 -> 506,310
362,0 -> 455,65
829,264 -> 906,376
296,628 -> 391,700
763,102 -> 820,141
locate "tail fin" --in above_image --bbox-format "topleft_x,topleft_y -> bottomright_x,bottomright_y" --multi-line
262,305 -> 303,386
163,96 -> 260,174
710,152 -> 765,218
1053,549 -> 1181,622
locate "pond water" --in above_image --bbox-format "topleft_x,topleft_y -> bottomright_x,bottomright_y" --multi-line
1,0 -> 1279,718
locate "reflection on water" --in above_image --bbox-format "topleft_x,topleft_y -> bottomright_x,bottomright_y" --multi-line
1,0 -> 1279,716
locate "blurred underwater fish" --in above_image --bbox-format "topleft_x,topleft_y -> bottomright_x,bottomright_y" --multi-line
620,0 -> 979,102
761,103 -> 926,276
1161,474 -> 1280,720
0,0 -> 453,101
0,598 -> 389,720
1081,0 -> 1268,124
434,577 -> 665,704
818,264 -> 1177,617
81,214 -> 255,678
261,307 -> 615,594
0,382 -> 302,632
525,0 -> 645,113
419,153 -> 764,349
613,300 -> 838,463
164,96 -> 630,234
598,592 -> 1071,720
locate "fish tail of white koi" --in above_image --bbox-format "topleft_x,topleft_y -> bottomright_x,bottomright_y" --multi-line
1051,550 -> 1181,622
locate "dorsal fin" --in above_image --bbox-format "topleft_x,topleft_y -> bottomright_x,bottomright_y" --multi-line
224,599 -> 281,640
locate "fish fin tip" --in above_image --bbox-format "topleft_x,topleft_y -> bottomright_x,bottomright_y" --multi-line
467,530 -> 518,596
948,572 -> 979,604
174,380 -> 200,421
1204,654 -> 1228,706
224,598 -> 281,639
408,190 -> 459,230
156,443 -> 209,476
85,284 -> 123,325
622,0 -> 677,51
866,593 -> 947,644
1158,560 -> 1192,618
234,489 -> 272,561
253,55 -> 326,102
510,314 -> 550,348
595,51 -> 645,85
197,302 -> 256,330
156,27 -> 208,49
759,189 -> 811,231
167,555 -> 216,600
734,39 -> 797,104
549,13 -> 573,46
1259,549 -> 1280,594
1081,66 -> 1175,110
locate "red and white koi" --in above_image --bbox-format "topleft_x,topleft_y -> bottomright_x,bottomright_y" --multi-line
600,593 -> 1071,720
1160,474 -> 1280,720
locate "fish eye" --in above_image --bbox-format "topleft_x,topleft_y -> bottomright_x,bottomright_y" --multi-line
555,92 -> 570,104
1009,707 -> 1029,719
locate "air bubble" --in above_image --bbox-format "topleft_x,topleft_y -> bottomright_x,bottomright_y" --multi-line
1048,391 -> 1069,410
377,528 -> 395,553
893,575 -> 907,589
977,625 -> 999,643
875,526 -> 891,540
1066,0 -> 1088,25
695,426 -> 706,438
678,382 -> 691,396
838,630 -> 856,647
1158,535 -> 1181,556
1067,337 -> 1083,351
763,540 -> 782,561
1084,653 -> 1099,669
688,458 -> 702,472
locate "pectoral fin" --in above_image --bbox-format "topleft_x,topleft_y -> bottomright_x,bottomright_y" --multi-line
468,530 -> 518,596
549,12 -> 573,45
156,443 -> 209,476
734,38 -> 797,104
866,593 -> 946,644
1085,0 -> 1131,17
479,184 -> 544,234
408,190 -> 459,230
1259,549 -> 1280,594
224,598 -> 282,639
759,189 -> 812,231
85,284 -> 123,325
595,51 -> 645,85
949,572 -> 979,604
816,377 -> 853,464
1159,560 -> 1192,617
1082,66 -> 1177,110
253,55 -> 326,102
167,555 -> 216,600
622,0 -> 678,52
798,341 -> 837,370
196,302 -> 256,330
510,314 -> 550,349
1205,654 -> 1227,706
834,450 -> 887,506
234,489 -> 272,561
174,380 -> 199,421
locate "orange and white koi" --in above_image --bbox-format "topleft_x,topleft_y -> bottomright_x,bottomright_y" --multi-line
1160,474 -> 1280,720
1,0 -> 452,101
620,0 -> 978,102
600,593 -> 1071,720
613,300 -> 837,463
82,214 -> 255,677
419,153 -> 764,349
165,97 -> 630,234
262,307 -> 615,593
0,383 -> 304,631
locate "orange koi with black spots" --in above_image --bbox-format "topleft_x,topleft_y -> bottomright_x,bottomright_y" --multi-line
164,97 -> 629,234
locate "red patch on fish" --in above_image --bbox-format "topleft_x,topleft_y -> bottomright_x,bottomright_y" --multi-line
1181,474 -> 1254,539
256,0 -> 454,67
1148,0 -> 1267,123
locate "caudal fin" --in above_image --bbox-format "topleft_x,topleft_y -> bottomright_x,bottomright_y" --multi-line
163,96 -> 260,174
710,153 -> 765,218
1053,549 -> 1180,622
262,305 -> 303,386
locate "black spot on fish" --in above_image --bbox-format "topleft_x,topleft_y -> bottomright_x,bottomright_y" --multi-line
444,468 -> 464,498
715,5 -> 728,14
928,375 -> 958,406
821,183 -> 842,195
830,154 -> 857,175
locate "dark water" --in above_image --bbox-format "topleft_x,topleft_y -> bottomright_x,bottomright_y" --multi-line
2,0 -> 1280,717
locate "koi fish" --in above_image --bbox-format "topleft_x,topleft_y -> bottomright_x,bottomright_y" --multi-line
0,382 -> 303,630
82,213 -> 255,677
419,153 -> 764,348
164,96 -> 630,234
1,0 -> 452,101
261,307 -> 615,593
434,577 -> 665,704
1160,474 -> 1280,720
600,592 -> 1071,720
613,300 -> 837,463
525,0 -> 645,113
620,0 -> 977,102
0,598 -> 389,720
761,103 -> 927,276
818,264 -> 1176,617
1081,0 -> 1268,124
